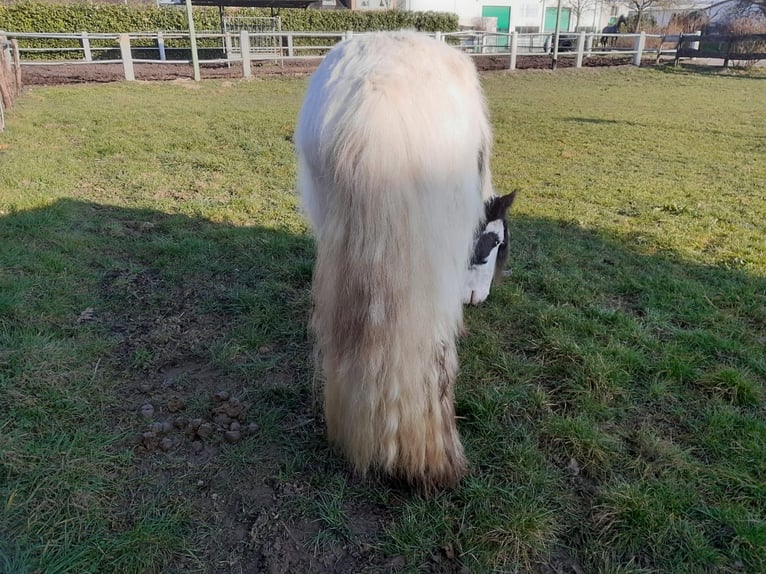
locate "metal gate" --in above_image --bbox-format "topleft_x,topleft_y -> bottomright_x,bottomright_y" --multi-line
223,16 -> 281,60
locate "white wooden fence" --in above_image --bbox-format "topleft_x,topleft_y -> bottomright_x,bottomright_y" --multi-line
0,29 -> 676,82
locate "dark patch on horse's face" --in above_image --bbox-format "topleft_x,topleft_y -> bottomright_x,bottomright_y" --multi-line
482,191 -> 517,283
471,229 -> 502,265
463,191 -> 518,305
463,219 -> 504,305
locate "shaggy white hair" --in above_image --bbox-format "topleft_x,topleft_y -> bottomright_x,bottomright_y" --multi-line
295,31 -> 494,490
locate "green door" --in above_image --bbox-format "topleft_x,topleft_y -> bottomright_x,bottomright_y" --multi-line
544,7 -> 571,32
481,6 -> 511,48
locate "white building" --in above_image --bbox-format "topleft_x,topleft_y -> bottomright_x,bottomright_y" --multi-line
640,0 -> 735,28
344,0 -> 729,33
349,0 -> 630,33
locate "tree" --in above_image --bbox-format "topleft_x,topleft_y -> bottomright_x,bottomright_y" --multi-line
565,0 -> 599,30
623,0 -> 663,31
731,0 -> 766,18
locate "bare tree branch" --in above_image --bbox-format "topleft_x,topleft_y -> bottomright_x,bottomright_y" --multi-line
565,0 -> 599,29
731,0 -> 766,17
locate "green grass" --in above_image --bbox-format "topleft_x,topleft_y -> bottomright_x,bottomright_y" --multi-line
1,64 -> 765,573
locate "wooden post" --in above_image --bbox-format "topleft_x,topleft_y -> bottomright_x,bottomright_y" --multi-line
12,39 -> 21,90
286,32 -> 294,57
689,30 -> 701,54
435,31 -> 442,43
345,30 -> 353,41
674,33 -> 683,66
551,0 -> 563,69
119,34 -> 135,81
81,31 -> 92,62
509,31 -> 518,70
575,31 -> 586,67
184,0 -> 201,81
224,31 -> 232,59
0,76 -> 12,117
157,31 -> 166,61
240,30 -> 251,78
0,34 -> 10,72
585,33 -> 593,56
0,36 -> 12,115
633,31 -> 646,66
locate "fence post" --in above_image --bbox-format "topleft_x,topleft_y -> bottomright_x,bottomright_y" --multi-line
224,31 -> 232,60
81,32 -> 92,62
12,39 -> 21,90
633,31 -> 646,66
184,0 -> 200,81
345,30 -> 353,41
157,31 -> 166,61
575,31 -> 586,67
118,34 -> 135,81
435,31 -> 442,42
287,32 -> 294,57
585,33 -> 593,56
240,31 -> 251,79
689,30 -> 701,55
509,31 -> 518,70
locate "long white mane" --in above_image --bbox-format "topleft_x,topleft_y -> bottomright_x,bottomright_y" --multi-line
295,31 -> 494,490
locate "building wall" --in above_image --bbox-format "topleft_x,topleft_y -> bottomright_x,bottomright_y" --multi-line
359,0 -> 634,33
352,0 -> 395,9
403,0 -> 630,32
402,0 -> 497,21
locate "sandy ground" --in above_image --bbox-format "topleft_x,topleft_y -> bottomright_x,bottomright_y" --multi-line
19,54 -> 646,86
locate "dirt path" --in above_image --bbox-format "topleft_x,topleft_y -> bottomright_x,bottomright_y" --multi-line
20,55 -> 641,86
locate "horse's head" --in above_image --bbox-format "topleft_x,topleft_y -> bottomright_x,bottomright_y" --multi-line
463,191 -> 517,305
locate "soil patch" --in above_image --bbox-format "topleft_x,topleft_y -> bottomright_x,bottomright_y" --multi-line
21,55 -> 644,86
96,264 -> 392,573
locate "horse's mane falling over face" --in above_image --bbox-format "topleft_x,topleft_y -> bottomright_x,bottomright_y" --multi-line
295,31 -> 496,492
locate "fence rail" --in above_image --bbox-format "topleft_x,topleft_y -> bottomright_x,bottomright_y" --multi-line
675,33 -> 766,66
2,28 -> 754,82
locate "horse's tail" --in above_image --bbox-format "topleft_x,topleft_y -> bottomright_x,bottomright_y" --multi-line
296,32 -> 491,489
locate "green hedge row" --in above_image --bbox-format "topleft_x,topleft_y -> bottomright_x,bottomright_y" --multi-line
0,3 -> 458,33
0,3 -> 458,60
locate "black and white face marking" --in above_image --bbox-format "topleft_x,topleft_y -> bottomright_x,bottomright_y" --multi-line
463,219 -> 504,305
471,224 -> 502,266
462,191 -> 518,306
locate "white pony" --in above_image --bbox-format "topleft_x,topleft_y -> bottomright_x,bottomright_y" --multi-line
295,31 -> 509,490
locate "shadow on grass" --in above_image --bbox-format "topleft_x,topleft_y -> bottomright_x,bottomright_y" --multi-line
457,216 -> 765,572
561,117 -> 645,127
1,199 -> 765,573
0,198 -> 390,574
653,60 -> 766,80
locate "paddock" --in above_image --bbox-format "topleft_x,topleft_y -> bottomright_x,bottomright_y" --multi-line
1,65 -> 764,573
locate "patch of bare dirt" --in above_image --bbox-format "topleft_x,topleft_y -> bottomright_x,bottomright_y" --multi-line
125,367 -> 387,573
94,266 -> 392,572
20,60 -> 321,86
20,55 -> 648,86
473,54 -> 639,71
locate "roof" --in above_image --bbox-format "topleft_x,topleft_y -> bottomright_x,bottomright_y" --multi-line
188,0 -> 317,8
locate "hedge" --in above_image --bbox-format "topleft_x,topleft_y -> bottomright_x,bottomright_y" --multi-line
0,3 -> 458,33
0,3 -> 458,60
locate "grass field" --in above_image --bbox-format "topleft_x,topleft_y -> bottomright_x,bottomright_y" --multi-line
1,65 -> 765,573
